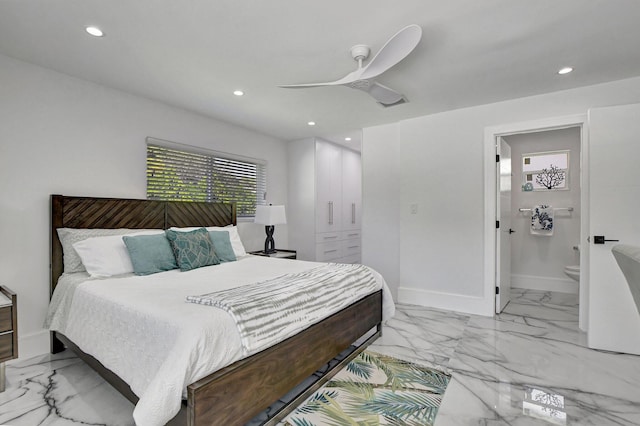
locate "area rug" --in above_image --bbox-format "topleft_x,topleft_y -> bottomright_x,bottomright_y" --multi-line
278,351 -> 450,426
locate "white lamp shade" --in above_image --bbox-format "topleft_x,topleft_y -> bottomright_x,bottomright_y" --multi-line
254,205 -> 287,225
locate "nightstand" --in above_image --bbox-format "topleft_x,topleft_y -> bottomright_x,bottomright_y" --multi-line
249,249 -> 297,260
0,285 -> 17,392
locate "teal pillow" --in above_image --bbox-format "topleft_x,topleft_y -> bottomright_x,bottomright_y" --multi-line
208,231 -> 237,263
123,234 -> 178,275
165,228 -> 220,271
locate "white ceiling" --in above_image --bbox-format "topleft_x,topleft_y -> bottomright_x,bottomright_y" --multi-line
2,0 -> 640,146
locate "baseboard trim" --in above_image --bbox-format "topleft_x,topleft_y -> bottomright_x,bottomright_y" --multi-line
12,329 -> 50,362
511,274 -> 578,294
397,286 -> 493,316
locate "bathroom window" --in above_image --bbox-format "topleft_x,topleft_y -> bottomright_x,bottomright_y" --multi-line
522,150 -> 569,191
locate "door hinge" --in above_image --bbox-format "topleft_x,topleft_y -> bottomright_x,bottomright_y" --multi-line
496,154 -> 500,162
495,286 -> 500,295
496,220 -> 500,229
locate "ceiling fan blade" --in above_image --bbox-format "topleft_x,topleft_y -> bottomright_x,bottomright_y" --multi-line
366,81 -> 406,106
278,83 -> 337,88
279,69 -> 365,89
360,24 -> 422,80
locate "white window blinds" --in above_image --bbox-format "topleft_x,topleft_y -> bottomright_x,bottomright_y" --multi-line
146,143 -> 267,218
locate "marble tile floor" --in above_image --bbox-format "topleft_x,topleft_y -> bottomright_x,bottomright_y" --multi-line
1,289 -> 639,425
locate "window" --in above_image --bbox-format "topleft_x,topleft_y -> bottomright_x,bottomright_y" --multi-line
522,150 -> 569,191
146,141 -> 266,218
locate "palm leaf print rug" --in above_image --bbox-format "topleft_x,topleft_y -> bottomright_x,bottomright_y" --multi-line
279,351 -> 450,426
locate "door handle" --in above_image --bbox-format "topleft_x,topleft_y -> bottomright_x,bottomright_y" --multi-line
508,229 -> 515,234
352,202 -> 356,224
593,235 -> 619,244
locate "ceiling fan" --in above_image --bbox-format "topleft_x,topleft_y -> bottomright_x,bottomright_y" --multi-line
279,24 -> 422,107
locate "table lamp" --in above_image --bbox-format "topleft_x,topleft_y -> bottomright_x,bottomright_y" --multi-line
254,205 -> 287,254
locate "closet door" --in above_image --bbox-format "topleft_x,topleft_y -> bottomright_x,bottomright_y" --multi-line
342,148 -> 361,231
316,140 -> 342,233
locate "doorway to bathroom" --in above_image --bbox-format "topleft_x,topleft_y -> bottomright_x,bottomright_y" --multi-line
501,128 -> 581,303
484,114 -> 588,330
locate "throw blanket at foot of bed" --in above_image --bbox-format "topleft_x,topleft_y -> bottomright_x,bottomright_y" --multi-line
187,263 -> 379,354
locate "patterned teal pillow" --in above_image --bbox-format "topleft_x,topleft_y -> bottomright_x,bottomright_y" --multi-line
165,228 -> 220,271
208,231 -> 237,263
123,234 -> 178,275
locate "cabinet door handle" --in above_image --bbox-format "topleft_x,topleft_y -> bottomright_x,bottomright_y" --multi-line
323,235 -> 338,240
352,202 -> 356,224
324,249 -> 338,254
328,201 -> 333,225
348,245 -> 359,249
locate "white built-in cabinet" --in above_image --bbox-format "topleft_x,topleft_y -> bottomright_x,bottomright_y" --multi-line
288,138 -> 361,263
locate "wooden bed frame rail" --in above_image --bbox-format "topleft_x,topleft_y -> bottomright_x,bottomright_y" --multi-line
49,195 -> 383,425
188,291 -> 382,425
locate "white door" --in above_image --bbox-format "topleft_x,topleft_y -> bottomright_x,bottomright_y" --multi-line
342,148 -> 362,231
496,137 -> 512,313
588,103 -> 640,355
316,140 -> 342,233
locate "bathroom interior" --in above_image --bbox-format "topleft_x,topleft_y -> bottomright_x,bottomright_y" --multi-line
503,127 -> 582,299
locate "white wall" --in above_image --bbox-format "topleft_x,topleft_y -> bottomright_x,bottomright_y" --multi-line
361,124 -> 401,298
506,128 -> 581,293
0,54 -> 289,359
287,138 -> 317,261
362,76 -> 640,315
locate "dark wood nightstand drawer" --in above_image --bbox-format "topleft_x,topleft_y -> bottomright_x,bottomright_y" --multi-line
0,333 -> 13,361
0,306 -> 12,333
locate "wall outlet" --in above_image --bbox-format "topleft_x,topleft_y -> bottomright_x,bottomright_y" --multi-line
410,203 -> 418,214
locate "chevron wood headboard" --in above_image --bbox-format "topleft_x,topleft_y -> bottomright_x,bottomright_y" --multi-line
50,194 -> 237,295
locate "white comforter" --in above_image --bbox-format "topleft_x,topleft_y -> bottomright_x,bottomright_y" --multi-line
47,256 -> 394,426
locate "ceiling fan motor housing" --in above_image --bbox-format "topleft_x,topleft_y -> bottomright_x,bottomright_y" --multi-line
350,45 -> 371,62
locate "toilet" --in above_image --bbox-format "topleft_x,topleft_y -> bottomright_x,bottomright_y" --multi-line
564,265 -> 580,282
564,245 -> 580,282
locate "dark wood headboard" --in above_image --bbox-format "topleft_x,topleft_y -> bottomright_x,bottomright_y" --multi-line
50,195 -> 237,297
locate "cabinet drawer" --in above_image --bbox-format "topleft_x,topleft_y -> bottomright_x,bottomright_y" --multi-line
0,332 -> 13,361
316,241 -> 342,262
339,254 -> 361,264
341,230 -> 361,240
341,240 -> 361,256
316,232 -> 341,244
0,306 -> 12,333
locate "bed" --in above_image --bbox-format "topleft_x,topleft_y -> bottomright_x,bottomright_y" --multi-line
48,195 -> 391,426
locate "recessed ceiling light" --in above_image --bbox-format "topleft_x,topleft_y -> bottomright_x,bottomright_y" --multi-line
345,137 -> 352,141
233,90 -> 244,96
307,121 -> 316,126
85,26 -> 104,37
558,67 -> 573,75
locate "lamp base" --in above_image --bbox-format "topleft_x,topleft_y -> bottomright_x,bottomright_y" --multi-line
263,225 -> 276,254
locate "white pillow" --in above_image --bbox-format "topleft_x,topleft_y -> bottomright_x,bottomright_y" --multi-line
219,225 -> 247,257
170,225 -> 247,257
57,228 -> 145,273
72,230 -> 164,277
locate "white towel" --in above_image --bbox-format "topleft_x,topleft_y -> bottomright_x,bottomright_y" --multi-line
531,205 -> 554,236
